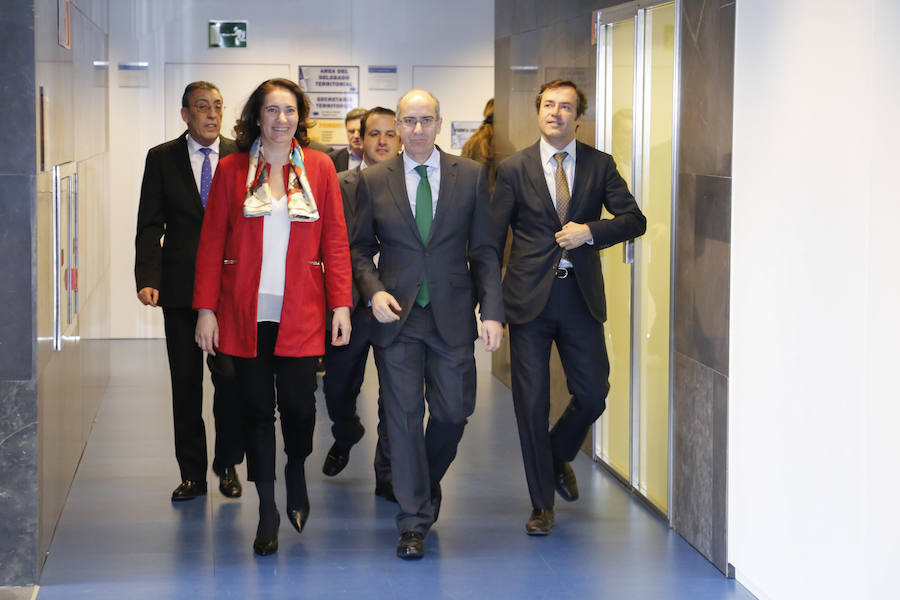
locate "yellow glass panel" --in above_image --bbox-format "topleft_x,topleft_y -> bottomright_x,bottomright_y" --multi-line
598,18 -> 635,481
637,2 -> 675,513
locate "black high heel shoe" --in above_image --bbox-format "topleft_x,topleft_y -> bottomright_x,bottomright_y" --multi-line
253,510 -> 280,556
285,462 -> 310,534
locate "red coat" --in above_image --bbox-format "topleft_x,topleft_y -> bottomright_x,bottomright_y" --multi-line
193,148 -> 352,358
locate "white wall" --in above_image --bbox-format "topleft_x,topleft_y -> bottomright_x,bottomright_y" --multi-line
730,1 -> 900,598
108,0 -> 494,338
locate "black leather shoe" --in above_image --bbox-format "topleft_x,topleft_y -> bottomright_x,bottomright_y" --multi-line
396,531 -> 425,559
553,459 -> 579,502
525,509 -> 555,535
374,479 -> 397,503
322,442 -> 351,477
253,511 -> 280,556
218,466 -> 242,498
431,483 -> 442,523
171,480 -> 207,502
287,502 -> 310,534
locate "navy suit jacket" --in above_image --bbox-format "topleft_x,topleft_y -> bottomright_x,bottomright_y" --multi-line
492,140 -> 646,324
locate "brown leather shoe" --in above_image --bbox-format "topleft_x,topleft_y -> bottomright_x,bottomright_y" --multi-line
218,466 -> 242,498
525,509 -> 555,535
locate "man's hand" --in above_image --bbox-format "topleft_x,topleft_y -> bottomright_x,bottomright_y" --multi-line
481,320 -> 504,352
331,307 -> 352,346
555,222 -> 593,250
195,309 -> 219,355
137,287 -> 159,307
372,291 -> 402,323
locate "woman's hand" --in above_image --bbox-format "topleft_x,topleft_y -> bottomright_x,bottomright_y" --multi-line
195,309 -> 219,355
331,306 -> 352,346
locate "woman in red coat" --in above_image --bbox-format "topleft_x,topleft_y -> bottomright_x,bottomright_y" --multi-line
194,78 -> 352,556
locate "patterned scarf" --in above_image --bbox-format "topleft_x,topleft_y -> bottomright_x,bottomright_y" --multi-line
243,137 -> 319,221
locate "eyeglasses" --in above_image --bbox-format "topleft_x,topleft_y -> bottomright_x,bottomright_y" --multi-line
398,116 -> 437,129
192,102 -> 224,114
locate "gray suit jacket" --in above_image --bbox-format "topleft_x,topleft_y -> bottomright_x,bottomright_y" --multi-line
492,140 -> 646,324
350,151 -> 504,348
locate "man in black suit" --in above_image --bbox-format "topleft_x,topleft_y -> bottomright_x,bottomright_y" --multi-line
321,107 -> 401,504
329,107 -> 367,172
135,81 -> 244,502
351,90 -> 504,559
492,79 -> 646,535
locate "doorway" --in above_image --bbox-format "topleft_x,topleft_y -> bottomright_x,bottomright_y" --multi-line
593,0 -> 677,516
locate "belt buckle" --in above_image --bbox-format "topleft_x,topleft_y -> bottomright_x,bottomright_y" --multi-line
556,267 -> 569,279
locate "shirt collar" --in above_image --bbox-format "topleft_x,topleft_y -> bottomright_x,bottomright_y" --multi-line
403,146 -> 441,174
186,133 -> 220,155
539,137 -> 577,166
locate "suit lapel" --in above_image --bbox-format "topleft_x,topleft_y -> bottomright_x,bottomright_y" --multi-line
385,156 -> 421,243
523,142 -> 560,225
569,141 -> 590,218
174,133 -> 203,212
429,151 -> 456,244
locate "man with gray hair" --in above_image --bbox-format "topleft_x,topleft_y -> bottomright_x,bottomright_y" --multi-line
351,89 -> 504,559
135,81 -> 244,502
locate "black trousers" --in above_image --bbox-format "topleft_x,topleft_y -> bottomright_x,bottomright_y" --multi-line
323,309 -> 391,480
508,275 -> 610,510
233,322 -> 318,482
162,307 -> 243,481
374,305 -> 474,534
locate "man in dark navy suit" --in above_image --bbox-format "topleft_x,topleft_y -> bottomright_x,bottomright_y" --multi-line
321,107 -> 401,503
492,79 -> 646,535
135,81 -> 244,502
329,107 -> 367,172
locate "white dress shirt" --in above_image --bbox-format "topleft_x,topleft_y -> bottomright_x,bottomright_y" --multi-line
539,137 -> 578,268
403,147 -> 441,218
348,150 -> 363,171
186,134 -> 220,194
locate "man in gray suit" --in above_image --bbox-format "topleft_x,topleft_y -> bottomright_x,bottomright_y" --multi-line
351,90 -> 504,559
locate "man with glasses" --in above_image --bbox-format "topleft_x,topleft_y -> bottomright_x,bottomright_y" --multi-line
135,81 -> 244,503
351,90 -> 504,559
491,79 -> 646,535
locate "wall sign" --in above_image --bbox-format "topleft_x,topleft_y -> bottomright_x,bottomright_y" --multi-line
298,66 -> 359,94
451,121 -> 481,150
368,65 -> 398,90
306,93 -> 360,120
209,21 -> 247,48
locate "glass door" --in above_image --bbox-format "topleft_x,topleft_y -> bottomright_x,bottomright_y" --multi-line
594,0 -> 676,515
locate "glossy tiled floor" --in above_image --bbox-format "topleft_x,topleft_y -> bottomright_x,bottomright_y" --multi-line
37,340 -> 754,599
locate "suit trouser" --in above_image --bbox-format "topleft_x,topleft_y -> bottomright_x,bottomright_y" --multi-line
323,309 -> 392,480
233,322 -> 318,482
162,307 -> 243,482
508,275 -> 610,510
374,305 -> 475,534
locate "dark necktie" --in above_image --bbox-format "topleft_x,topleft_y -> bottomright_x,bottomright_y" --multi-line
199,147 -> 213,208
414,164 -> 432,307
554,152 -> 570,263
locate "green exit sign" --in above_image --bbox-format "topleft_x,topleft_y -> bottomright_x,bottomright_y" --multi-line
208,21 -> 247,48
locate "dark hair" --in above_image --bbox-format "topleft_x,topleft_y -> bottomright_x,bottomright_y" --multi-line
535,79 -> 588,118
234,78 -> 314,151
460,98 -> 496,193
345,107 -> 368,124
181,81 -> 220,107
359,106 -> 396,137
